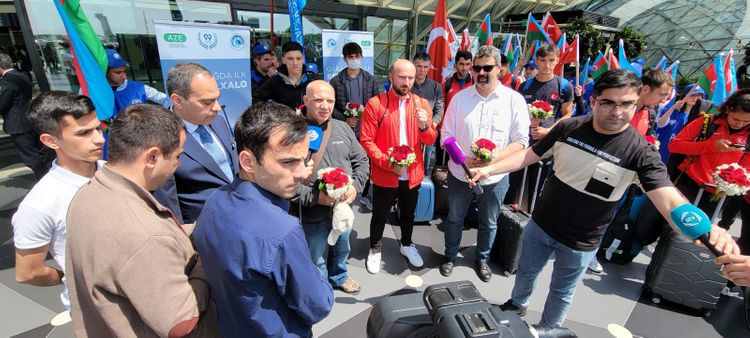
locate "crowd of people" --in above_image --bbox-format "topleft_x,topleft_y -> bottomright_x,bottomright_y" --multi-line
2,36 -> 750,337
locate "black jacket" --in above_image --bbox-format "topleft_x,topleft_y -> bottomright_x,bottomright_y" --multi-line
328,68 -> 379,122
0,69 -> 33,135
253,64 -> 320,109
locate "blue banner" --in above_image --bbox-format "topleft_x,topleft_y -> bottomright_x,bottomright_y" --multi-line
289,0 -> 306,54
154,21 -> 252,126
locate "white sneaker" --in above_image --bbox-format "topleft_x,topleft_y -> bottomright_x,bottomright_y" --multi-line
400,244 -> 424,267
587,257 -> 603,274
366,250 -> 381,274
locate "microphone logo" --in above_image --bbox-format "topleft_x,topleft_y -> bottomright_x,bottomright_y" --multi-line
308,130 -> 320,141
680,211 -> 702,227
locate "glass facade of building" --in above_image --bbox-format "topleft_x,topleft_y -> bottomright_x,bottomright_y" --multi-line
575,0 -> 749,79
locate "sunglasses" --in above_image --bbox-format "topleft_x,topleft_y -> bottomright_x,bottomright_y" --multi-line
472,64 -> 496,73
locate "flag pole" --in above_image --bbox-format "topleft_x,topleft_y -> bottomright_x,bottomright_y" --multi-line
575,34 -> 580,87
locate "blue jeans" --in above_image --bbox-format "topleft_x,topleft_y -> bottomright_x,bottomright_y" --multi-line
444,173 -> 509,261
510,219 -> 597,327
302,219 -> 351,287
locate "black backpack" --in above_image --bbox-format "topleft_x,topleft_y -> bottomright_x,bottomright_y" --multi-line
597,185 -> 644,265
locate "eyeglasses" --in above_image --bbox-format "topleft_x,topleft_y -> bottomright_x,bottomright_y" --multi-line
594,99 -> 637,112
472,64 -> 496,73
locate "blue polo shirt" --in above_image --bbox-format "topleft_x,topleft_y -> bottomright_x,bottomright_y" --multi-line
194,178 -> 334,338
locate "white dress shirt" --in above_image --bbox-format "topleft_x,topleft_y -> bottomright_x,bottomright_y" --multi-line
441,84 -> 530,185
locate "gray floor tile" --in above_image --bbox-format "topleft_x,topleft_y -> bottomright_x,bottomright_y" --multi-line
0,283 -> 56,337
312,264 -> 413,337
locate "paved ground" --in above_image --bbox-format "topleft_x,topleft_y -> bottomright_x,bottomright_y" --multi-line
1,134 -> 749,337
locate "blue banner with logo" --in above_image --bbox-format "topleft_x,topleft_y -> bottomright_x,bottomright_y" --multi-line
154,21 -> 252,126
289,0 -> 306,48
321,29 -> 375,82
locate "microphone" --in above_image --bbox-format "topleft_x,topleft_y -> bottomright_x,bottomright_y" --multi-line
443,136 -> 484,195
670,203 -> 722,257
307,125 -> 323,163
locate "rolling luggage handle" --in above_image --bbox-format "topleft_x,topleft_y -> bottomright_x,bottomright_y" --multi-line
512,162 -> 543,213
694,183 -> 726,223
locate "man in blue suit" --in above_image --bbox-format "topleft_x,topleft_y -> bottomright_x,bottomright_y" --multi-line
153,62 -> 238,223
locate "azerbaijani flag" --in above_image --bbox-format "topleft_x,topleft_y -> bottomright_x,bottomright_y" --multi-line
591,51 -> 609,80
556,32 -> 567,51
725,50 -> 737,96
580,57 -> 591,86
653,55 -> 667,70
527,40 -> 540,62
476,14 -> 492,46
618,39 -> 641,77
526,13 -> 553,45
53,0 -> 114,121
697,53 -> 728,106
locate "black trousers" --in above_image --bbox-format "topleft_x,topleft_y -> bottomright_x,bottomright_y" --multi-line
369,181 -> 419,251
11,130 -> 54,180
739,201 -> 750,254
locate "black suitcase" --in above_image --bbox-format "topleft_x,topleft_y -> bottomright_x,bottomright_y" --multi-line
424,281 -> 534,338
433,164 -> 450,215
492,163 -> 542,275
644,186 -> 727,314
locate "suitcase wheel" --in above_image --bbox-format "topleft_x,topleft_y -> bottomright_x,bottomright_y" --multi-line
651,296 -> 661,304
701,309 -> 712,318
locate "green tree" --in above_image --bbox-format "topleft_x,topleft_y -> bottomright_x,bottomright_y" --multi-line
615,26 -> 646,57
563,17 -> 607,61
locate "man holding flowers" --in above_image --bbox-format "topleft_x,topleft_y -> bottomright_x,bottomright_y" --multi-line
439,45 -> 530,282
292,80 -> 369,294
359,59 -> 436,274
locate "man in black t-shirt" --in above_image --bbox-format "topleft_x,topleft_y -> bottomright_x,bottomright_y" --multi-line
469,69 -> 739,329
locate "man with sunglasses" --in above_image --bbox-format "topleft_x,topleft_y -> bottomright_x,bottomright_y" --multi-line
153,62 -> 238,224
439,45 -> 530,282
468,69 -> 738,330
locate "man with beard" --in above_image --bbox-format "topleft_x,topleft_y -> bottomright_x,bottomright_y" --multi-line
250,43 -> 277,95
359,59 -> 436,274
254,41 -> 320,109
468,69 -> 739,331
439,45 -> 529,281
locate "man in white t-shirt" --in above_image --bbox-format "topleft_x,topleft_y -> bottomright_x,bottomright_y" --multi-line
12,91 -> 104,309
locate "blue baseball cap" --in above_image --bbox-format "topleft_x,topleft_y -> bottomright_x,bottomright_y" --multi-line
305,63 -> 319,74
252,43 -> 272,57
105,49 -> 128,68
524,61 -> 538,70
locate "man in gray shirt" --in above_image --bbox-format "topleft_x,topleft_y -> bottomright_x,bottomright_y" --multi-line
411,52 -> 444,173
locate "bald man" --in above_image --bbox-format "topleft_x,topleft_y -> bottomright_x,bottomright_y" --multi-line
292,80 -> 369,293
359,60 -> 437,274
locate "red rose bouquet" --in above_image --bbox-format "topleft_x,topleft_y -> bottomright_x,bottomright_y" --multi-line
712,163 -> 750,201
342,103 -> 364,118
528,100 -> 554,120
388,145 -> 417,167
317,167 -> 355,245
471,138 -> 497,162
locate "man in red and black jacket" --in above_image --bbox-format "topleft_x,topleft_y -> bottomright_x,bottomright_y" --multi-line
499,54 -> 523,92
440,50 -> 473,130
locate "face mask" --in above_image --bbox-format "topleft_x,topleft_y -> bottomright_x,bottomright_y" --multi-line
347,59 -> 362,70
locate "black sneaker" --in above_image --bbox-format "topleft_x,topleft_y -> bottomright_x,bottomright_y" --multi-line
499,299 -> 527,317
475,260 -> 492,282
440,260 -> 454,277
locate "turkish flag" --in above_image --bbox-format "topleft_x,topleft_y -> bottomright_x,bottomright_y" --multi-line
427,0 -> 451,83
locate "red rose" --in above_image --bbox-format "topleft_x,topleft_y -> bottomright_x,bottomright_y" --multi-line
390,145 -> 413,162
475,138 -> 496,151
348,103 -> 361,109
322,168 -> 350,189
532,101 -> 552,112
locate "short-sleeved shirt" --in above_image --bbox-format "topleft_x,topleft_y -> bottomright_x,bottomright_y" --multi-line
12,160 -> 102,309
531,115 -> 671,251
521,76 -> 574,129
